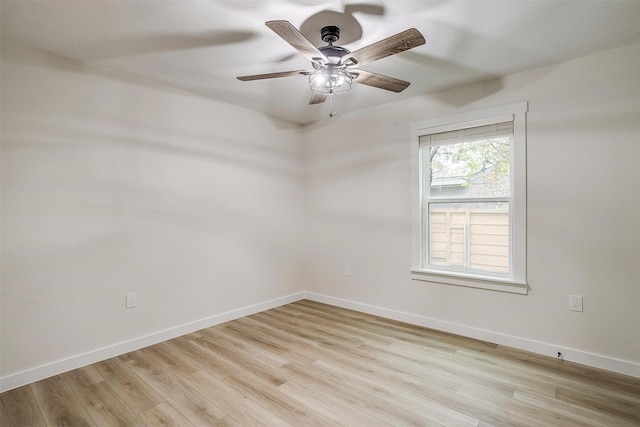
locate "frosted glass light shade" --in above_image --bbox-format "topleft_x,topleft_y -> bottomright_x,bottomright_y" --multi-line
309,67 -> 352,95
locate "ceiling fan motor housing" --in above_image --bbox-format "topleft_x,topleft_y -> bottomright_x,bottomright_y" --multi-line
321,25 -> 340,44
315,45 -> 351,68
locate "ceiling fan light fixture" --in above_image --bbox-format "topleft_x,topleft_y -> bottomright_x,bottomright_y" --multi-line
309,67 -> 352,96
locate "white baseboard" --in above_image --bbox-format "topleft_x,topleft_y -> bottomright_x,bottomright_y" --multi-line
3,290 -> 637,392
304,292 -> 640,379
0,292 -> 306,393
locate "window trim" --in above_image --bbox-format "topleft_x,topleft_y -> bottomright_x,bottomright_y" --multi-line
410,102 -> 528,294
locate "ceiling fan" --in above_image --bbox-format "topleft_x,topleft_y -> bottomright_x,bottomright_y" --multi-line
237,20 -> 425,115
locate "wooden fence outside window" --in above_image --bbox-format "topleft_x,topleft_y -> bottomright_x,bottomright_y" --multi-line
429,208 -> 509,273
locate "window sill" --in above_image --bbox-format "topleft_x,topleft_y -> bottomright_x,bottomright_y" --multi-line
411,268 -> 528,294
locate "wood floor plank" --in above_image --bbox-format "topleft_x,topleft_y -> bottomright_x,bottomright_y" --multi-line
474,380 -> 603,426
497,344 -> 640,396
216,415 -> 244,427
312,358 -> 480,427
277,378 -> 391,426
139,402 -> 195,427
3,299 -> 639,427
513,386 -> 640,427
91,357 -> 165,414
200,325 -> 290,368
74,381 -> 143,426
452,348 -> 558,397
271,303 -> 404,347
251,313 -> 329,348
280,361 -> 434,426
1,405 -> 15,427
138,343 -> 201,378
30,375 -> 95,426
160,335 -> 237,380
0,384 -> 47,427
554,383 -> 640,422
184,370 -> 292,427
125,349 -> 230,427
191,332 -> 290,387
248,310 -> 364,348
62,365 -> 103,391
221,318 -> 320,365
222,371 -> 337,427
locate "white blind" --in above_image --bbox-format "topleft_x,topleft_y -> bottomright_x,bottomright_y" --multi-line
419,121 -> 513,147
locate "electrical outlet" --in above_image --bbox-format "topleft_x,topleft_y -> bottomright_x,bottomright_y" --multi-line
569,295 -> 583,312
126,292 -> 137,308
344,265 -> 351,276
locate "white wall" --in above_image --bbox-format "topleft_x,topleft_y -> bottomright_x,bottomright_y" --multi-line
2,40 -> 638,390
304,42 -> 640,375
0,42 -> 305,387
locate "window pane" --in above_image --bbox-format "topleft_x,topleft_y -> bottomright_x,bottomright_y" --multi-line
429,136 -> 511,197
427,202 -> 510,274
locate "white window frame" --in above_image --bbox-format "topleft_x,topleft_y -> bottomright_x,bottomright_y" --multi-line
410,102 -> 528,294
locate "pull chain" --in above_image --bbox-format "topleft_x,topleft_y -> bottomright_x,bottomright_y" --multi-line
329,94 -> 337,118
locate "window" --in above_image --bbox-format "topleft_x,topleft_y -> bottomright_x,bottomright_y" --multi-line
410,103 -> 528,293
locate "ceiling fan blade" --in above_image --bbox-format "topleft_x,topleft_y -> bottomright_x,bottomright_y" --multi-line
309,93 -> 327,104
266,20 -> 328,65
237,70 -> 312,81
343,28 -> 425,68
351,69 -> 411,93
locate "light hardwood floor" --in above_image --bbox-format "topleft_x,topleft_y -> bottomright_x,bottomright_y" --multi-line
2,300 -> 639,426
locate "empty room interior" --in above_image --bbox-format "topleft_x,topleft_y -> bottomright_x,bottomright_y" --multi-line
1,1 -> 639,426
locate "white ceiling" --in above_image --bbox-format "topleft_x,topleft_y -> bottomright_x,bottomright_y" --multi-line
2,1 -> 639,125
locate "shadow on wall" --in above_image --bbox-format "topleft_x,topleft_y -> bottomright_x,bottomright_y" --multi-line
2,39 -> 302,131
2,42 -> 303,180
431,77 -> 504,107
3,121 -> 301,180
